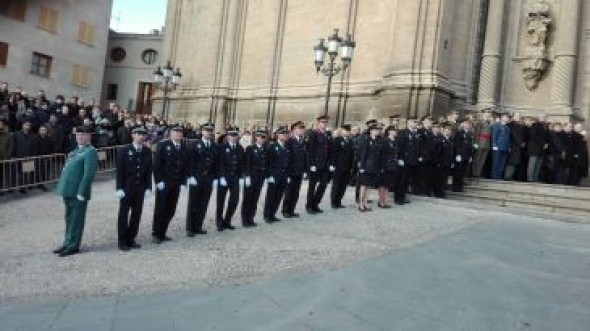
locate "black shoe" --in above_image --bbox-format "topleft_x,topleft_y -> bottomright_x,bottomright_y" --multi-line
52,246 -> 65,254
306,208 -> 317,215
187,231 -> 195,237
395,201 -> 404,205
128,242 -> 141,249
272,217 -> 281,223
195,230 -> 207,235
264,217 -> 274,224
291,212 -> 300,218
243,222 -> 253,228
19,188 -> 27,195
250,222 -> 258,227
162,236 -> 173,241
333,204 -> 346,209
404,199 -> 411,204
217,227 -> 224,232
313,207 -> 324,213
225,224 -> 236,230
58,248 -> 80,257
282,213 -> 293,219
152,236 -> 163,244
119,245 -> 130,251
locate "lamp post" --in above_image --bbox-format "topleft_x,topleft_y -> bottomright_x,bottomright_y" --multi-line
154,61 -> 182,120
314,29 -> 356,118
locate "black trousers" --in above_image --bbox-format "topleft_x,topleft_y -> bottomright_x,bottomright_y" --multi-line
186,183 -> 213,233
216,181 -> 240,228
418,163 -> 435,196
282,174 -> 303,215
241,174 -> 265,223
152,184 -> 181,238
264,179 -> 287,218
118,189 -> 145,245
330,170 -> 351,206
433,165 -> 450,198
452,162 -> 468,192
407,165 -> 421,194
306,170 -> 330,209
393,170 -> 406,203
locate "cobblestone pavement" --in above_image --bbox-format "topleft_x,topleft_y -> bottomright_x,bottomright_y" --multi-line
0,178 -> 482,302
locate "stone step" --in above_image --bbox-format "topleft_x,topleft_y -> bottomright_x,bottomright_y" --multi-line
447,191 -> 590,218
468,179 -> 590,200
463,186 -> 590,210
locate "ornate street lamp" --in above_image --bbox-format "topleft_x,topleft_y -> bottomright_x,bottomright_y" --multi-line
314,29 -> 356,117
154,60 -> 182,120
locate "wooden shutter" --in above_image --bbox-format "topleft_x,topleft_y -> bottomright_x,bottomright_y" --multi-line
0,42 -> 8,67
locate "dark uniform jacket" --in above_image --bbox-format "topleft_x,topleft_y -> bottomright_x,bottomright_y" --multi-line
116,144 -> 153,193
398,129 -> 420,166
244,143 -> 267,178
188,139 -> 218,184
507,122 -> 527,165
453,129 -> 474,160
527,122 -> 547,156
266,141 -> 290,181
286,135 -> 306,176
331,136 -> 355,173
153,139 -> 188,186
380,137 -> 402,173
418,128 -> 436,163
358,137 -> 382,175
307,129 -> 331,171
217,142 -> 245,183
437,135 -> 454,168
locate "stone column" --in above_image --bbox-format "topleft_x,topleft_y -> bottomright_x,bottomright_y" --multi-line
550,0 -> 581,115
477,0 -> 507,110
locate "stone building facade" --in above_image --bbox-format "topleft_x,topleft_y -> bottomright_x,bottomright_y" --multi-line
160,0 -> 590,130
0,0 -> 112,102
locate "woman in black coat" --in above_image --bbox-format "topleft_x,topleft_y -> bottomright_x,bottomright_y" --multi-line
378,126 -> 401,208
357,124 -> 382,212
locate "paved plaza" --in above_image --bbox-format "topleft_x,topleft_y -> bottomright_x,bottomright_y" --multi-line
1,178 -> 589,330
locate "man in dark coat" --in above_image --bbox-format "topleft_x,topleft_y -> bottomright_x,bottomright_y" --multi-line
263,127 -> 291,223
398,117 -> 420,197
452,119 -> 474,192
216,126 -> 245,231
504,113 -> 527,180
12,120 -> 38,193
281,121 -> 306,218
527,116 -> 548,182
115,127 -> 152,250
186,123 -> 218,235
306,115 -> 332,214
330,124 -> 355,208
240,129 -> 268,227
152,126 -> 188,244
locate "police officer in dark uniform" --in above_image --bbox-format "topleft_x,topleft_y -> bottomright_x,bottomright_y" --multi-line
434,122 -> 454,198
216,126 -> 244,231
379,125 -> 404,206
452,119 -> 474,192
354,119 -> 376,204
115,127 -> 153,250
399,116 -> 420,200
418,116 -> 436,196
330,124 -> 354,208
281,121 -> 306,218
152,125 -> 188,244
306,115 -> 332,214
264,126 -> 291,223
186,123 -> 218,236
241,128 -> 268,227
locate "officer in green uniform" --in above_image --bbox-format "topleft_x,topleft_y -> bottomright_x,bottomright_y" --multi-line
53,126 -> 98,257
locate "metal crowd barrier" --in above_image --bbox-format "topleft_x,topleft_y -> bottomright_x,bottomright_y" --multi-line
0,145 -> 123,193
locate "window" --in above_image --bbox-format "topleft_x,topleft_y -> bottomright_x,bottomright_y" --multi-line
31,52 -> 52,78
38,5 -> 58,33
77,21 -> 96,45
141,49 -> 158,65
0,42 -> 8,67
110,47 -> 126,63
72,64 -> 90,87
106,84 -> 118,100
0,0 -> 28,21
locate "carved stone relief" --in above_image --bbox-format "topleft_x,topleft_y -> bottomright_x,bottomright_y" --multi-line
521,0 -> 553,90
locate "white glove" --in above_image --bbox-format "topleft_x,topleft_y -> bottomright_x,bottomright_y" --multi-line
455,155 -> 462,163
329,165 -> 336,172
187,177 -> 198,186
144,189 -> 152,198
469,157 -> 473,163
267,176 -> 276,184
397,160 -> 405,167
359,169 -> 365,174
219,177 -> 228,187
212,179 -> 219,188
287,177 -> 291,184
310,166 -> 317,172
473,143 -> 479,149
239,178 -> 245,187
492,146 -> 499,151
156,182 -> 165,191
77,194 -> 85,202
116,189 -> 126,199
418,157 -> 423,163
245,176 -> 252,187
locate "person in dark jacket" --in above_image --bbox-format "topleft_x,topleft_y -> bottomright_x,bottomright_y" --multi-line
152,126 -> 188,244
240,129 -> 268,227
527,116 -> 548,182
549,123 -> 567,184
452,119 -> 474,192
35,125 -> 55,191
329,124 -> 355,209
504,113 -> 527,181
282,121 -> 306,218
116,120 -> 133,145
491,113 -> 511,180
398,117 -> 420,198
186,123 -> 218,235
306,115 -> 332,214
357,123 -> 382,212
263,127 -> 291,223
216,126 -> 245,231
434,123 -> 454,198
378,126 -> 403,207
566,123 -> 588,185
12,120 -> 38,193
115,127 -> 153,250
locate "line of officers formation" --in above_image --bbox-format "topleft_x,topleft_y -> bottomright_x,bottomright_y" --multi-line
105,114 -> 475,252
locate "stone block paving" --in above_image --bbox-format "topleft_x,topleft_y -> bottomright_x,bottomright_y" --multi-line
0,179 -> 480,302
